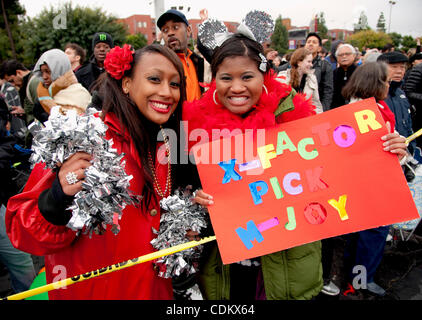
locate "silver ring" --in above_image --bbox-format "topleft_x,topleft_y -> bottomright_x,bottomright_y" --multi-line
192,189 -> 202,198
66,171 -> 79,185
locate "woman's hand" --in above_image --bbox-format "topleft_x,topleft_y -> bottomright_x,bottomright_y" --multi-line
199,9 -> 208,22
193,189 -> 214,207
186,230 -> 201,241
381,131 -> 408,161
10,106 -> 25,116
57,152 -> 93,196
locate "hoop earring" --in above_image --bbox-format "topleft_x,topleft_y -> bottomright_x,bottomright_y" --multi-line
262,84 -> 268,95
213,90 -> 219,105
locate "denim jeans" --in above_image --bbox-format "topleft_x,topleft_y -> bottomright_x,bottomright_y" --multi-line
344,226 -> 390,284
0,205 -> 36,293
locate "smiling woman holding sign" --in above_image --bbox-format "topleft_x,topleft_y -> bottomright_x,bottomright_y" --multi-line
185,12 -> 408,300
184,12 -> 321,300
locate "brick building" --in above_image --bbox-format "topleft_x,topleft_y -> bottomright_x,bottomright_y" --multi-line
328,29 -> 354,41
119,14 -> 354,47
119,14 -> 239,45
117,15 -> 157,44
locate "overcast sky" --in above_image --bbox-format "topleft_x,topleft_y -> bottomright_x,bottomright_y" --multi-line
20,0 -> 422,38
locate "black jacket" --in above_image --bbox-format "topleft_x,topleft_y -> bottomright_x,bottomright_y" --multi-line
0,98 -> 31,204
385,81 -> 416,155
75,57 -> 105,92
312,55 -> 334,110
279,55 -> 333,111
331,64 -> 357,109
188,50 -> 205,93
404,63 -> 422,125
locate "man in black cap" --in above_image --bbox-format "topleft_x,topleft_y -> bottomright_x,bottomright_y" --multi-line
75,32 -> 114,92
377,52 -> 418,158
157,9 -> 204,102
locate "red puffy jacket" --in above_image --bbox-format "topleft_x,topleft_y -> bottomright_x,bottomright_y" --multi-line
5,112 -> 173,299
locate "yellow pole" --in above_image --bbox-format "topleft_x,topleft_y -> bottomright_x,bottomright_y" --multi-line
3,235 -> 216,300
406,128 -> 422,145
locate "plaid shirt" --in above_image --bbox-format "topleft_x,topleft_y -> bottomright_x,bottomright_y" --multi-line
0,82 -> 21,108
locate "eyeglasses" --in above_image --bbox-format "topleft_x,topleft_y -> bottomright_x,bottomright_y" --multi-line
337,52 -> 353,57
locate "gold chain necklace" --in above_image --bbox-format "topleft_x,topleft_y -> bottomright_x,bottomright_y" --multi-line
148,125 -> 171,198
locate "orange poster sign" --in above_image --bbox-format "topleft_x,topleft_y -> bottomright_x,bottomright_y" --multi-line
193,99 -> 419,264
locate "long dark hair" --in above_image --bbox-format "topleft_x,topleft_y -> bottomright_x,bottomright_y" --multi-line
99,44 -> 186,208
342,62 -> 388,101
211,34 -> 271,78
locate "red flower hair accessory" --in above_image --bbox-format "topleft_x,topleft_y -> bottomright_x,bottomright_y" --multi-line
104,44 -> 135,80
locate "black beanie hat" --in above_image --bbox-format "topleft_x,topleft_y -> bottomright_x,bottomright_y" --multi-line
92,32 -> 114,50
377,51 -> 408,64
410,52 -> 422,64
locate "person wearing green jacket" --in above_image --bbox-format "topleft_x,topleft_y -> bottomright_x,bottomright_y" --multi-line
183,32 -> 323,300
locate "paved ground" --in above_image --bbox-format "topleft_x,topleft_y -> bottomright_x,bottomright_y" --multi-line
1,228 -> 421,300
316,226 -> 422,301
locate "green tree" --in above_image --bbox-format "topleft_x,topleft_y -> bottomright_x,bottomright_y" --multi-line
388,32 -> 402,48
20,2 -> 127,65
270,15 -> 288,54
348,30 -> 392,50
401,35 -> 417,52
0,0 -> 25,61
316,12 -> 331,51
125,33 -> 147,50
376,12 -> 386,33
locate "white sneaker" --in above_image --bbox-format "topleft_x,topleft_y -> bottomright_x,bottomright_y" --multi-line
321,280 -> 340,296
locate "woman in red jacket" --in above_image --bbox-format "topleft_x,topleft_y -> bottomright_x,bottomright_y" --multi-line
5,44 -> 187,299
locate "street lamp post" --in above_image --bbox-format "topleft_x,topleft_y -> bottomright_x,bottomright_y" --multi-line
154,0 -> 165,41
388,0 -> 396,33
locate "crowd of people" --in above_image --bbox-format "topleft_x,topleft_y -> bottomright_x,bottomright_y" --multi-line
0,8 -> 420,300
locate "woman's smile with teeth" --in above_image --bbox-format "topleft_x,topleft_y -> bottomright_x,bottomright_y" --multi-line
229,96 -> 249,105
150,101 -> 171,113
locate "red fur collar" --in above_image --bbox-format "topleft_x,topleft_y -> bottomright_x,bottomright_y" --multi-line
183,72 -> 292,134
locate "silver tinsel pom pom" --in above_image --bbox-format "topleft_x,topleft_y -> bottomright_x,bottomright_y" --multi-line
242,10 -> 274,44
198,18 -> 228,50
30,106 -> 141,236
150,187 -> 208,279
